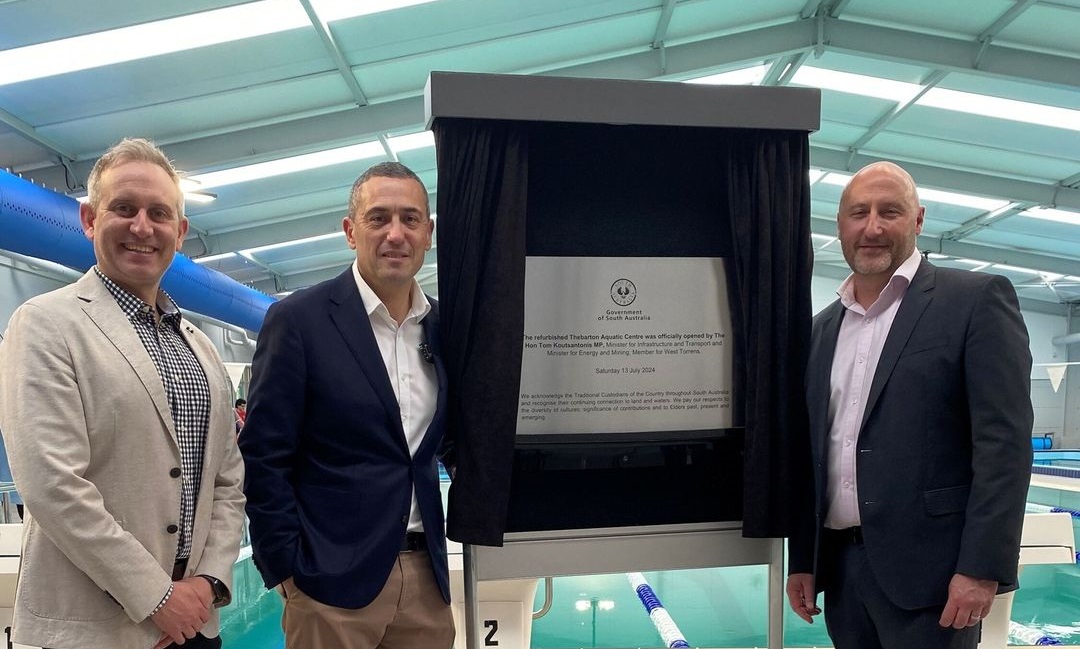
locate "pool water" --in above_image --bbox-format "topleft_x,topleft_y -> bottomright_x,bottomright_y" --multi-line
219,482 -> 1080,648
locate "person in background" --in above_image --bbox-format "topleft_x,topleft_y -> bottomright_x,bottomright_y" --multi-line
234,398 -> 247,434
240,161 -> 453,649
0,137 -> 246,649
786,161 -> 1033,649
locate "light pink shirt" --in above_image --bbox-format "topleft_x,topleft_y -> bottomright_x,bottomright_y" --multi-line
824,249 -> 923,529
352,263 -> 437,533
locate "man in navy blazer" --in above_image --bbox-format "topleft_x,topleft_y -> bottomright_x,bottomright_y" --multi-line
240,161 -> 453,649
786,161 -> 1032,649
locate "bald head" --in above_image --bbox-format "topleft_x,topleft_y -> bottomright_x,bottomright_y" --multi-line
839,161 -> 921,217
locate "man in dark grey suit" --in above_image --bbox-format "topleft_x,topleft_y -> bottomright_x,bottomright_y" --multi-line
786,161 -> 1033,648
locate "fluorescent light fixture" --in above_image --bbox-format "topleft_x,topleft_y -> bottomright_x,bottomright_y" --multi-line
791,67 -> 922,104
685,65 -> 766,86
189,141 -> 384,189
194,252 -> 237,264
0,0 -> 307,86
313,0 -> 439,21
388,131 -> 435,154
815,171 -> 1009,212
1019,207 -> 1080,226
574,600 -> 591,612
597,600 -> 615,611
184,192 -> 217,205
240,231 -> 345,256
810,233 -> 837,244
992,264 -> 1040,275
927,253 -> 949,260
0,0 -> 439,86
916,188 -> 1009,212
919,88 -> 1080,132
76,191 -> 215,205
1041,272 -> 1065,282
953,258 -> 988,266
787,66 -> 1080,132
808,169 -> 825,184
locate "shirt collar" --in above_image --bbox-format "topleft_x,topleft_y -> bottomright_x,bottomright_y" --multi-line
350,261 -> 431,323
836,248 -> 923,310
94,266 -> 182,325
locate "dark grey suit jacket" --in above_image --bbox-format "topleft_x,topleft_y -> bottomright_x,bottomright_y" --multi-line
789,260 -> 1033,610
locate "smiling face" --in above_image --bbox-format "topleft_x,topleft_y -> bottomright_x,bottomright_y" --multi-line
80,160 -> 187,304
837,162 -> 925,285
343,175 -> 433,305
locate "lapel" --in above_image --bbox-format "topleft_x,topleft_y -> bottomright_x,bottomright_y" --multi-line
860,260 -> 935,430
809,300 -> 844,454
416,300 -> 446,454
326,270 -> 403,432
76,271 -> 178,447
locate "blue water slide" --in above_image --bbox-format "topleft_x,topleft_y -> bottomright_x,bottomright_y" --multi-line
0,169 -> 274,332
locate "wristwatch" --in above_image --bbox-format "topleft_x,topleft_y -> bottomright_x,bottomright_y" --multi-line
199,574 -> 231,608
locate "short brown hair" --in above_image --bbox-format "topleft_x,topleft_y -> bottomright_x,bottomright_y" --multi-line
87,138 -> 184,218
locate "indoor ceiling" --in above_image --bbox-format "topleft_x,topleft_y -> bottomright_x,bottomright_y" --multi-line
1,0 -> 1078,314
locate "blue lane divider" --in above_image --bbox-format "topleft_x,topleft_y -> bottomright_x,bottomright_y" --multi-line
627,573 -> 690,648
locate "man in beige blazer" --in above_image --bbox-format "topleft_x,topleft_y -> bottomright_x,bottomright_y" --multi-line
0,138 -> 245,649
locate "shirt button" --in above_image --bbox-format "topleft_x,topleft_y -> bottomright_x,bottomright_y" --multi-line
857,356 -> 865,364
843,481 -> 851,489
844,439 -> 852,447
401,515 -> 408,524
851,398 -> 858,405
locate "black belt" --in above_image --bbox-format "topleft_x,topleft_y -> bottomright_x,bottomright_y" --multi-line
401,531 -> 426,552
824,526 -> 863,545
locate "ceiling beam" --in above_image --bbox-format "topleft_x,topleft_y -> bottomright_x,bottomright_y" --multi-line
650,0 -> 677,49
823,16 -> 1080,91
810,262 -> 1071,315
298,0 -> 369,107
811,146 -> 1080,212
810,215 -> 1080,276
975,0 -> 1038,67
846,69 -> 948,160
0,106 -> 79,164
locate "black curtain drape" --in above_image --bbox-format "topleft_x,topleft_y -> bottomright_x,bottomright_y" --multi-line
719,130 -> 814,538
434,119 -> 812,545
433,118 -> 528,546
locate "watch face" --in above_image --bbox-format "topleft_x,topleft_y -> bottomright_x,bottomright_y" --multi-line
610,278 -> 637,306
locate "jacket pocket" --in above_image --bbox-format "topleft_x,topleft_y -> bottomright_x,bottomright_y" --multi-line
900,335 -> 949,357
923,485 -> 970,516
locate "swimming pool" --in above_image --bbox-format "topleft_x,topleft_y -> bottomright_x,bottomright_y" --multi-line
221,459 -> 1080,648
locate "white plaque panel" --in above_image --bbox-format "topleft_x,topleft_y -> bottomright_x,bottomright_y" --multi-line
517,257 -> 733,436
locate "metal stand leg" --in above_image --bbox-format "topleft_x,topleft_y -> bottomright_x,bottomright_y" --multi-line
463,543 -> 479,649
767,537 -> 784,649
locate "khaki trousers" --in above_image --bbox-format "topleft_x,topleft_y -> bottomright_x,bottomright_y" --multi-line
281,550 -> 454,649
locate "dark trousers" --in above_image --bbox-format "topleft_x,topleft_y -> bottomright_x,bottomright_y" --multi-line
822,539 -> 980,649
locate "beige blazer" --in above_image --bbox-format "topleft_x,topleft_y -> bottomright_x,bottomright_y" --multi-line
0,270 -> 246,649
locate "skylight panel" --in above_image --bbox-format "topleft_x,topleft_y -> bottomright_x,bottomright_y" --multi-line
0,0 -> 439,86
189,141 -> 385,189
1018,207 -> 1080,226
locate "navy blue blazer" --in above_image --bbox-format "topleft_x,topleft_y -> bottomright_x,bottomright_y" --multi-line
240,269 -> 450,609
789,260 -> 1033,610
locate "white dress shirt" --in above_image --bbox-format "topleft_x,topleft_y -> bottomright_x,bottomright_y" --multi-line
824,249 -> 922,529
352,263 -> 438,532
